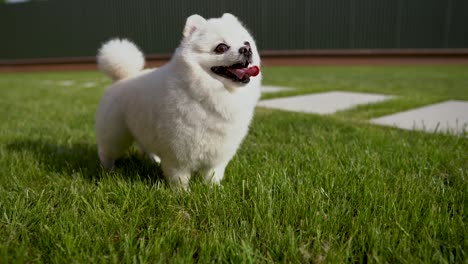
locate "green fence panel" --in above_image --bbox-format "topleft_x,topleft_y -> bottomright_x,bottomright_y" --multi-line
0,0 -> 467,60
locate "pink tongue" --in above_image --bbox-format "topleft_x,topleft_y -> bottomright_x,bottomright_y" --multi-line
227,66 -> 260,79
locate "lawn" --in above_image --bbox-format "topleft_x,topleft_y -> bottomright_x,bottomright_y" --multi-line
0,66 -> 467,263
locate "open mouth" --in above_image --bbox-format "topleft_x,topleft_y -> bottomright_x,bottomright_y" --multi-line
211,61 -> 260,84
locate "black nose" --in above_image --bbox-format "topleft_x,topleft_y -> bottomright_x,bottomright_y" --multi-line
239,46 -> 252,57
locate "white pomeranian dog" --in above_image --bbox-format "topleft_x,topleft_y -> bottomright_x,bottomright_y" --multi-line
95,13 -> 261,189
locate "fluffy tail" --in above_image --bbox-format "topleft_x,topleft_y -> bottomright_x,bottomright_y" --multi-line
97,39 -> 145,81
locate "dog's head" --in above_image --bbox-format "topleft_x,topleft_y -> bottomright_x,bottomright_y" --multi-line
180,13 -> 261,88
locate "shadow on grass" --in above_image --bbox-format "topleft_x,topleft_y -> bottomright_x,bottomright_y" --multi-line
6,139 -> 164,184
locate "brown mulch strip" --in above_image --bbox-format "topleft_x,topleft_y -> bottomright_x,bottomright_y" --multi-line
1,54 -> 468,72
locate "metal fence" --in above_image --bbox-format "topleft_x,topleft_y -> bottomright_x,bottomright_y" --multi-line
1,0 -> 467,60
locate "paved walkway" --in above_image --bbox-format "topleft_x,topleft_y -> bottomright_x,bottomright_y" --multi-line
258,91 -> 391,114
371,100 -> 468,134
259,86 -> 467,135
261,85 -> 293,93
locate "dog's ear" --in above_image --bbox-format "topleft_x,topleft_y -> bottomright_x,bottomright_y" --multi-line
222,13 -> 239,23
183,14 -> 206,38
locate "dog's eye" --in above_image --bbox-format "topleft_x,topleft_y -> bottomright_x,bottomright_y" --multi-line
214,43 -> 230,54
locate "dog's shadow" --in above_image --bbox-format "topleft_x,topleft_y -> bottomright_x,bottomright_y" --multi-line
6,139 -> 164,183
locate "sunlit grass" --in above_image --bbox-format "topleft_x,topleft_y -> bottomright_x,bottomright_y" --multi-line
0,66 -> 466,262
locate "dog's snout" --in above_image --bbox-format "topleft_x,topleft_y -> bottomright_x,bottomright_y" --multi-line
239,46 -> 252,57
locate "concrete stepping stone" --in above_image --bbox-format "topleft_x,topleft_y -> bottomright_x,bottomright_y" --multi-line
371,100 -> 468,134
57,80 -> 75,86
82,81 -> 97,88
261,85 -> 294,93
257,91 -> 392,114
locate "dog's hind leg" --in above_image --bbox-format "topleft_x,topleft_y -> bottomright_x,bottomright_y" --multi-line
98,147 -> 116,170
97,139 -> 132,170
96,127 -> 133,170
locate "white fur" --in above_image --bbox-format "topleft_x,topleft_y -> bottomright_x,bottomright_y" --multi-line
95,13 -> 262,189
97,39 -> 145,81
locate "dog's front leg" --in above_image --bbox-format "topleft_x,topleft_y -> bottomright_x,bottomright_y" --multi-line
162,163 -> 191,190
203,163 -> 228,185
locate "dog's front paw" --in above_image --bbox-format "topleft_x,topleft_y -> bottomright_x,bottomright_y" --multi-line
148,153 -> 161,164
163,165 -> 191,191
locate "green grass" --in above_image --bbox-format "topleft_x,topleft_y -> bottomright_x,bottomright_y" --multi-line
0,66 -> 467,263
